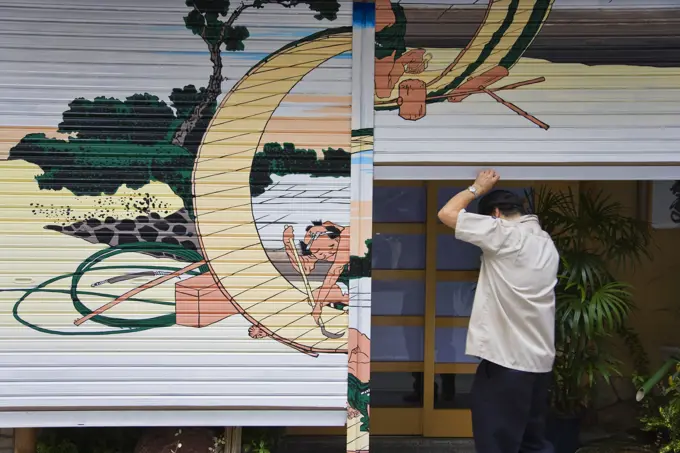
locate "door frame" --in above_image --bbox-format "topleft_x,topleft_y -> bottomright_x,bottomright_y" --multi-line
371,180 -> 577,438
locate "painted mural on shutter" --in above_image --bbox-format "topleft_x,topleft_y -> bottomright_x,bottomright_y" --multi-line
0,0 -> 365,426
373,0 -> 680,164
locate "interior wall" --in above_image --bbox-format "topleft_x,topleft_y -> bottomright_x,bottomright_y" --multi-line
582,181 -> 680,370
0,429 -> 12,453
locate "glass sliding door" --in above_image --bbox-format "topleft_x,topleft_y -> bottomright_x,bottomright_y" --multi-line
371,181 -> 426,435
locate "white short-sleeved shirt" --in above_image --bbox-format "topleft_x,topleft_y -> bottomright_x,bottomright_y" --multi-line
454,210 -> 559,373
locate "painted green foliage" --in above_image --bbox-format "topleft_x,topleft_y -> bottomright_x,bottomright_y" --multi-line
348,239 -> 372,279
9,90 -> 207,216
348,373 -> 370,432
250,142 -> 352,197
9,0 -> 341,217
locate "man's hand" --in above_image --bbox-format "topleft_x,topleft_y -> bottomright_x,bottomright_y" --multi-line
473,169 -> 500,196
438,169 -> 499,229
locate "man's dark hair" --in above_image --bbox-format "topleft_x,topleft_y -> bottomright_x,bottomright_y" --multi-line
477,190 -> 526,217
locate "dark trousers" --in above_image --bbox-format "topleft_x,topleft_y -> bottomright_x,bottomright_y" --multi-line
471,360 -> 554,453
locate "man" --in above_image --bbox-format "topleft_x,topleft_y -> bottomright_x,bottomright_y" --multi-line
438,170 -> 559,453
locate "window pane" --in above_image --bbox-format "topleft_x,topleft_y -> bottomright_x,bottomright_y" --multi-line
371,372 -> 424,408
436,234 -> 481,270
433,374 -> 475,409
436,281 -> 476,317
373,233 -> 425,269
374,186 -> 426,223
438,186 -> 481,213
372,325 -> 424,362
372,278 -> 425,316
435,327 -> 479,363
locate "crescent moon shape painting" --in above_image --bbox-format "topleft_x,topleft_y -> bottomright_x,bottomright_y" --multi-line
193,29 -> 355,355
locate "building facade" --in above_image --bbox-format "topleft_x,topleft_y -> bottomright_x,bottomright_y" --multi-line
1,1 -> 680,452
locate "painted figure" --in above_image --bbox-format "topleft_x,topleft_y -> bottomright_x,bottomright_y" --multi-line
347,327 -> 370,433
283,221 -> 351,325
374,0 -> 430,99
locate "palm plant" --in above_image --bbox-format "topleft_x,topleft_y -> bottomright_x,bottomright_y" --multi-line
527,186 -> 652,416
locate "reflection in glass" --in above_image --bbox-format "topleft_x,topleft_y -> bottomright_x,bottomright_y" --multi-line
436,281 -> 476,317
433,374 -> 475,409
392,373 -> 475,409
371,325 -> 424,362
435,327 -> 479,363
371,372 -> 424,408
436,234 -> 481,270
372,278 -> 425,316
373,233 -> 426,269
437,187 -> 481,213
374,186 -> 426,223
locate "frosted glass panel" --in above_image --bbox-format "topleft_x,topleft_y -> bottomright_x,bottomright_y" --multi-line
436,234 -> 481,270
437,187 -> 482,212
436,281 -> 476,317
372,278 -> 425,316
435,327 -> 480,363
373,233 -> 426,269
372,325 -> 424,362
374,186 -> 426,223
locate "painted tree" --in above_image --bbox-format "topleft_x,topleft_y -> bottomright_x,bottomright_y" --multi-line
9,89 -> 206,216
10,0 -> 343,254
171,0 -> 340,147
250,142 -> 351,197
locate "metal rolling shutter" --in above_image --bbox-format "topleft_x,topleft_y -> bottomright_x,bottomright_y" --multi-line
373,0 -> 680,165
0,0 -> 352,426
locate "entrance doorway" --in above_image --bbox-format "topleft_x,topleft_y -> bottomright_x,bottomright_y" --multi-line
371,180 -> 572,437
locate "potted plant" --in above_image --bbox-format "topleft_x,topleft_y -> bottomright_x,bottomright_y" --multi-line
528,186 -> 651,453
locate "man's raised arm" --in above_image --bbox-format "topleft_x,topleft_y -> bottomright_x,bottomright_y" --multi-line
438,169 -> 500,229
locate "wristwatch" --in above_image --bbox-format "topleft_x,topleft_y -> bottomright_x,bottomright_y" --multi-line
467,185 -> 478,198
